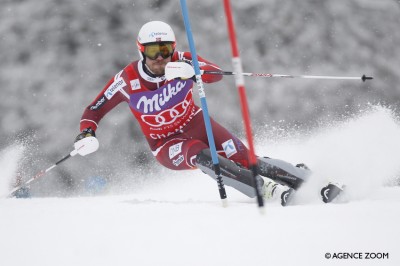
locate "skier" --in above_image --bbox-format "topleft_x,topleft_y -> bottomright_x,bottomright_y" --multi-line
75,21 -> 340,206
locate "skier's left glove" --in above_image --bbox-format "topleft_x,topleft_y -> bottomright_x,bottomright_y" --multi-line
73,127 -> 99,156
75,127 -> 96,143
165,61 -> 197,81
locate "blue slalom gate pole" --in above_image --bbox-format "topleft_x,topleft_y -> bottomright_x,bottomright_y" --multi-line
180,0 -> 227,206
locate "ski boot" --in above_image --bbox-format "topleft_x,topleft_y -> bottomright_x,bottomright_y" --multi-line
262,176 -> 295,206
321,182 -> 344,203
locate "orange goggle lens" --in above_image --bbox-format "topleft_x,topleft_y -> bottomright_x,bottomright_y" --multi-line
143,43 -> 174,60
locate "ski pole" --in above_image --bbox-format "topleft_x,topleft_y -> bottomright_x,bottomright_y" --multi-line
223,0 -> 264,210
8,137 -> 99,197
203,71 -> 373,82
8,152 -> 74,196
180,0 -> 227,207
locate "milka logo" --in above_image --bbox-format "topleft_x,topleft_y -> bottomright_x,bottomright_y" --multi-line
137,81 -> 187,113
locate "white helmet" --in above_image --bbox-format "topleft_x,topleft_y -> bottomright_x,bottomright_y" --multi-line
137,21 -> 176,60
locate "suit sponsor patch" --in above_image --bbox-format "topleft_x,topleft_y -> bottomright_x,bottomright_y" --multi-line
222,139 -> 237,158
169,142 -> 183,159
172,155 -> 184,167
104,77 -> 126,100
89,96 -> 107,110
130,79 -> 141,91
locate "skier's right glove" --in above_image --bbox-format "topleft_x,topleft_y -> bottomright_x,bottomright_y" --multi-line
165,61 -> 196,81
75,127 -> 96,143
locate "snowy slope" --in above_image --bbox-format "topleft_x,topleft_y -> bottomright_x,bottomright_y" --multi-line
1,106 -> 400,266
1,188 -> 399,266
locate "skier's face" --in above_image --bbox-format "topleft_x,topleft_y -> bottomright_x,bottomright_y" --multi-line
145,54 -> 171,76
143,42 -> 174,76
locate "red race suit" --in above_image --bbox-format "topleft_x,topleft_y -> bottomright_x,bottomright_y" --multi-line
80,51 -> 250,170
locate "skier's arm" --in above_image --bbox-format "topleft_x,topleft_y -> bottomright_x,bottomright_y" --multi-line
174,52 -> 223,83
79,76 -> 128,132
197,55 -> 223,83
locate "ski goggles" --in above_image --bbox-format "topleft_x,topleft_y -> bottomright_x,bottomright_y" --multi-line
143,43 -> 174,60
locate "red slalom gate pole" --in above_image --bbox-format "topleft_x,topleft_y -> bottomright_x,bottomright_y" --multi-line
223,0 -> 264,210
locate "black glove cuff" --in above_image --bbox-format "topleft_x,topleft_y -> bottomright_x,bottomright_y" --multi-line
75,127 -> 96,142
